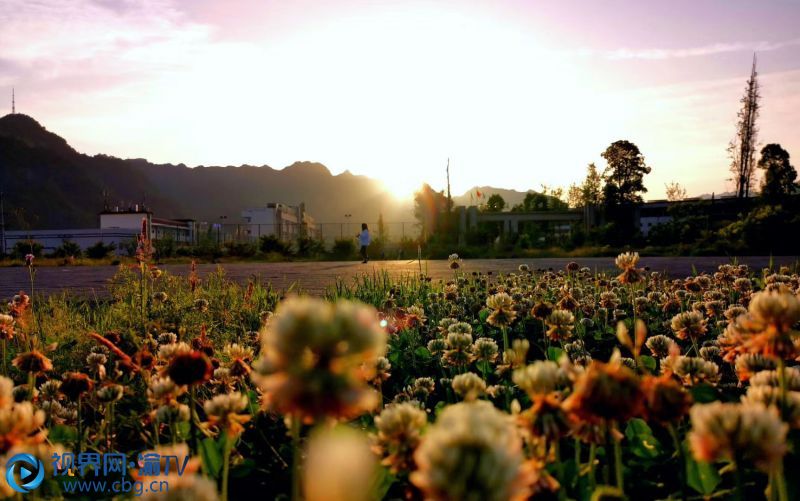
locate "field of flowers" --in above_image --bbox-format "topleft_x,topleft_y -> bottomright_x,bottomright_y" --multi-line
0,247 -> 799,500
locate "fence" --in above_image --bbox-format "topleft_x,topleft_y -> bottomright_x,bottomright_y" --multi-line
195,222 -> 420,246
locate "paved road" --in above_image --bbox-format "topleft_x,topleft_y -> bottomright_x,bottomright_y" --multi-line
1,256 -> 797,298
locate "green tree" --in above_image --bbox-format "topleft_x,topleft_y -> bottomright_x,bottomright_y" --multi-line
581,163 -> 603,206
601,140 -> 652,205
376,212 -> 388,243
758,143 -> 796,199
484,194 -> 506,212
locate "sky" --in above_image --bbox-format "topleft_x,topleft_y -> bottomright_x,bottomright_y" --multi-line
1,0 -> 799,200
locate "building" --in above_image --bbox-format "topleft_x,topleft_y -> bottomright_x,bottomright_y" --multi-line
240,203 -> 320,241
100,206 -> 196,244
2,205 -> 195,255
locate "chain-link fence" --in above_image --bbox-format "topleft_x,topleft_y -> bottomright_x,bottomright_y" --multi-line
195,222 -> 420,246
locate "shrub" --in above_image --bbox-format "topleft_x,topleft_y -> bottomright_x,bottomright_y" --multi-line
86,241 -> 116,259
153,236 -> 176,259
330,238 -> 356,259
11,240 -> 43,259
295,236 -> 325,258
224,241 -> 258,257
259,235 -> 291,255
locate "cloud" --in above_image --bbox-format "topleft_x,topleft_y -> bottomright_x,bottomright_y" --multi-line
603,38 -> 800,60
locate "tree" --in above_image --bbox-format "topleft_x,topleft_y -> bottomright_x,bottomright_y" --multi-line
413,184 -> 448,238
665,182 -> 687,202
601,140 -> 652,205
569,164 -> 603,208
758,143 -> 796,199
581,163 -> 603,206
376,212 -> 388,242
484,194 -> 506,212
729,55 -> 760,199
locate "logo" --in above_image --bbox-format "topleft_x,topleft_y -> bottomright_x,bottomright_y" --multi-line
5,453 -> 44,493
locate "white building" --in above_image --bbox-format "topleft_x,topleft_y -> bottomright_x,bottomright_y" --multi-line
240,203 -> 319,241
2,206 -> 195,255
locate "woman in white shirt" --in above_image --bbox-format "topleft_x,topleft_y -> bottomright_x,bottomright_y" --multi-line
358,223 -> 371,263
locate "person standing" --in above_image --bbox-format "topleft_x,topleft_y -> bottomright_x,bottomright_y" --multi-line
358,223 -> 371,263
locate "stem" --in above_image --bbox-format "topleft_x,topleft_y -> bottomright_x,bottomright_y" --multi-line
588,442 -> 597,491
777,358 -> 788,419
668,423 -> 688,501
501,327 -> 509,353
77,396 -> 83,454
290,416 -> 302,501
733,457 -> 744,501
774,461 -> 789,501
555,440 -> 566,501
612,422 -> 624,494
189,385 -> 199,454
221,434 -> 232,501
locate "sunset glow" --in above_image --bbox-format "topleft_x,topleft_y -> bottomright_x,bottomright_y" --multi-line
2,0 -> 798,199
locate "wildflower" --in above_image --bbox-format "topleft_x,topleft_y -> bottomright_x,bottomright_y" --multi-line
724,289 -> 800,360
167,351 -> 213,387
12,350 -> 53,374
0,401 -> 47,453
0,314 -> 14,340
670,311 -> 707,340
305,427 -> 377,501
734,353 -> 777,382
426,338 -> 447,355
411,401 -> 536,501
472,337 -> 499,363
24,254 -> 34,267
486,292 -> 517,328
517,393 -> 570,442
403,305 -> 427,328
406,377 -> 435,402
59,373 -> 94,402
518,264 -> 530,273
640,374 -> 692,424
689,402 -> 787,472
158,332 -> 178,345
442,331 -> 473,368
615,252 -> 642,284
545,310 -> 575,341
451,373 -> 486,401
252,297 -> 386,423
562,357 -> 643,424
646,335 -> 677,358
666,356 -> 720,386
203,392 -> 250,437
222,343 -> 254,378
372,402 -> 427,473
497,339 -> 530,376
566,261 -> 580,273
741,385 -> 800,428
530,302 -> 553,320
750,367 -> 800,391
699,345 -> 721,361
371,357 -> 392,384
448,253 -> 462,270
152,291 -> 169,303
194,298 -> 209,312
96,384 -> 124,403
513,361 -> 564,396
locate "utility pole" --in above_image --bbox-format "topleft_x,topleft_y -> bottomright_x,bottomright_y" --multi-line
446,158 -> 452,212
11,88 -> 15,114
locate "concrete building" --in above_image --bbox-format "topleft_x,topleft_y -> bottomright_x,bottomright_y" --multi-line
2,206 -> 195,255
240,203 -> 320,241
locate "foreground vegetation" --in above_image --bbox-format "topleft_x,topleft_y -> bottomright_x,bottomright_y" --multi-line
1,245 -> 799,500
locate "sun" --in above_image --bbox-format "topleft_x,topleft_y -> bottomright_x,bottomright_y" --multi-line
383,176 -> 422,200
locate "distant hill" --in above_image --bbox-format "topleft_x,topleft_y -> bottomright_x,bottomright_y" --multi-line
453,186 -> 536,208
0,114 -> 411,232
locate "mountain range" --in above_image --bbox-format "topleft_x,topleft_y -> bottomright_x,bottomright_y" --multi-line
0,113 -> 530,232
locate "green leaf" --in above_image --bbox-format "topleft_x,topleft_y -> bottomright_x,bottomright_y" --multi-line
49,425 -> 77,444
684,442 -> 721,495
624,418 -> 663,459
199,437 -> 224,479
690,383 -> 718,403
640,355 -> 657,372
547,346 -> 565,361
479,309 -> 490,322
476,360 -> 492,374
414,347 -> 431,359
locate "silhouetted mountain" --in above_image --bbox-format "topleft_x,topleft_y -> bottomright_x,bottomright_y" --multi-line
0,114 -> 410,231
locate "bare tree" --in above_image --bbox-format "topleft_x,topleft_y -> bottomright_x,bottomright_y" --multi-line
729,54 -> 760,199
